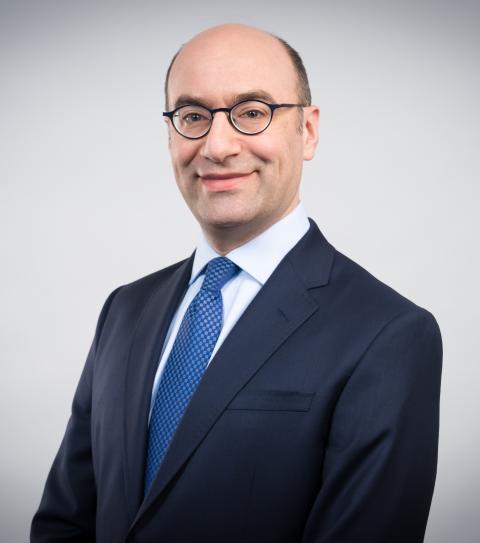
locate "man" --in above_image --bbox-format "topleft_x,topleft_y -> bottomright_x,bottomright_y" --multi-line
31,23 -> 442,543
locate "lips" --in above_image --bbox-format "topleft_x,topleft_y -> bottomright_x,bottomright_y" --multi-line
199,171 -> 253,191
200,172 -> 251,180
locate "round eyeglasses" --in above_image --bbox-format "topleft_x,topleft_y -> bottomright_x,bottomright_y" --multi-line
163,100 -> 304,139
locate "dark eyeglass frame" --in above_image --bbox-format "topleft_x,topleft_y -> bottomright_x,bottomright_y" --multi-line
163,99 -> 305,139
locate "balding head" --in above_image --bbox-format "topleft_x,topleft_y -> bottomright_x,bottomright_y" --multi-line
164,24 -> 311,110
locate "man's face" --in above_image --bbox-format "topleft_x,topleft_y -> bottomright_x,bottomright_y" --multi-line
166,26 -> 319,240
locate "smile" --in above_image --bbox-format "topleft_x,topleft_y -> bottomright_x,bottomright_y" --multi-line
199,172 -> 253,192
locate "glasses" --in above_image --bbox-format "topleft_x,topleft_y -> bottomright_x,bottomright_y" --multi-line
163,100 -> 304,139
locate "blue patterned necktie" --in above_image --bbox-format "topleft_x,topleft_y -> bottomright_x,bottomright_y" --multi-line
144,256 -> 240,495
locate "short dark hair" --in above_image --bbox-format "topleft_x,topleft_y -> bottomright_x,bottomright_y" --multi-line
164,33 -> 311,110
271,34 -> 311,107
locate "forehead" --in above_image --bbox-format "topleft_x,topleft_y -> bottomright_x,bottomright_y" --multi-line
168,31 -> 298,107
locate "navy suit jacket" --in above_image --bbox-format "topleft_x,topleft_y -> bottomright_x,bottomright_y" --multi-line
31,219 -> 442,542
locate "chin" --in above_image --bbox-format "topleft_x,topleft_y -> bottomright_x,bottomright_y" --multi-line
199,211 -> 256,231
196,201 -> 256,229
202,215 -> 248,230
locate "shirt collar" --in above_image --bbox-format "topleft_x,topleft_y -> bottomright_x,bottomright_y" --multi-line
189,201 -> 311,286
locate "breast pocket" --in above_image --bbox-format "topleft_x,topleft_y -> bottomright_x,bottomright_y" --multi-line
226,389 -> 315,412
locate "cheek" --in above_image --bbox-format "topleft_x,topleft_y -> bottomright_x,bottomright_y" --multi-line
249,134 -> 280,160
251,127 -> 299,166
170,139 -> 199,171
252,140 -> 295,185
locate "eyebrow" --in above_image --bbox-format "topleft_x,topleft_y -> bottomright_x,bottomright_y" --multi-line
172,89 -> 277,110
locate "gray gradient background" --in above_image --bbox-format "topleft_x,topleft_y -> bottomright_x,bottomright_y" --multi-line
1,0 -> 479,541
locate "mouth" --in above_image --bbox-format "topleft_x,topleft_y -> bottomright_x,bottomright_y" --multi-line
199,172 -> 254,192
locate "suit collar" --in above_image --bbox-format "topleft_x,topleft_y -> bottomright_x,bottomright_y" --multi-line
287,218 -> 335,289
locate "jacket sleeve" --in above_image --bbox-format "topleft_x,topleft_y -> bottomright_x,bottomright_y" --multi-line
31,287 -> 122,543
302,308 -> 443,543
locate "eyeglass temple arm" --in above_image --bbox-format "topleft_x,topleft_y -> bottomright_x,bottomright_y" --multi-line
270,103 -> 304,110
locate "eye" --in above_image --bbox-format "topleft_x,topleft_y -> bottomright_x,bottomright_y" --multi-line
241,109 -> 266,119
182,112 -> 208,124
232,101 -> 271,121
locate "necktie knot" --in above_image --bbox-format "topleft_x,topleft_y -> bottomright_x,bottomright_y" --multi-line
202,257 -> 240,293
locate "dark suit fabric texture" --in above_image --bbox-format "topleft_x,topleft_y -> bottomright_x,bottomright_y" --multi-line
31,219 -> 443,543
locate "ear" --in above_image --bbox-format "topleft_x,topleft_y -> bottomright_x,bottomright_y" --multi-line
302,105 -> 320,161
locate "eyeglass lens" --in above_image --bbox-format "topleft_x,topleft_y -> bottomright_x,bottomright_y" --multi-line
172,100 -> 272,138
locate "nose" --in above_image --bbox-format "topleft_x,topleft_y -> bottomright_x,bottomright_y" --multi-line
199,112 -> 242,163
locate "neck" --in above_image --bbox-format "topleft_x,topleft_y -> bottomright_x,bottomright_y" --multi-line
201,199 -> 300,255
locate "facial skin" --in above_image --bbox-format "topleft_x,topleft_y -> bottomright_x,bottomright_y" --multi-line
166,24 -> 320,255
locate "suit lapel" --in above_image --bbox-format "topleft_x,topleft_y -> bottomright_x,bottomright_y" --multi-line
129,219 -> 335,530
122,255 -> 194,521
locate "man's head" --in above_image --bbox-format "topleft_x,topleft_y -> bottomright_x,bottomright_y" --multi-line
164,24 -> 319,250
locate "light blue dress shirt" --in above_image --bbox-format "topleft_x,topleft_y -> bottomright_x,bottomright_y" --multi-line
149,201 -> 311,413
